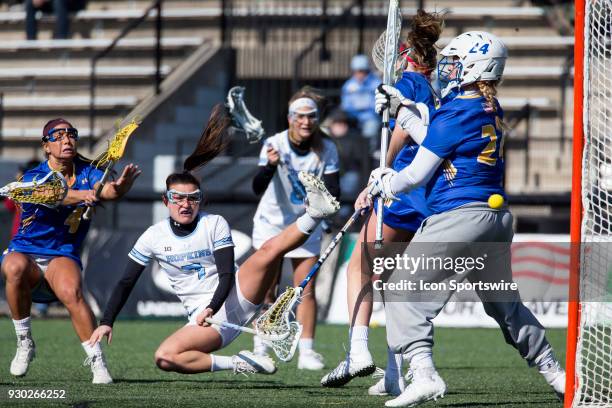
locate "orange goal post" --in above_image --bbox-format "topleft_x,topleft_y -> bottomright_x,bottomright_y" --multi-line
565,0 -> 612,406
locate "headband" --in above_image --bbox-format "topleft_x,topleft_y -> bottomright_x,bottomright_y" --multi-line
288,98 -> 318,116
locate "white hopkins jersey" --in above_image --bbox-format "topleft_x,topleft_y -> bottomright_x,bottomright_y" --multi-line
128,212 -> 236,316
254,130 -> 339,228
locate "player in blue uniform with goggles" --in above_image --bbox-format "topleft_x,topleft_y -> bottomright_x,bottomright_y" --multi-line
360,31 -> 566,407
1,118 -> 141,384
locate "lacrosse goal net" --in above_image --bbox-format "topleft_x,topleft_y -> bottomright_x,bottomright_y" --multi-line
566,0 -> 612,406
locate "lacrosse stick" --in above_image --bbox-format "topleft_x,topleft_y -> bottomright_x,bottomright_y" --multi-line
204,318 -> 289,342
226,86 -> 265,144
254,207 -> 368,361
83,119 -> 140,220
372,0 -> 401,248
1,171 -> 68,208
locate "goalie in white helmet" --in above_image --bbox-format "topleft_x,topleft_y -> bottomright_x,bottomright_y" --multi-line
364,31 -> 566,407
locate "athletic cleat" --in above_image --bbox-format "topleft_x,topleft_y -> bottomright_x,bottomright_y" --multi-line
321,357 -> 377,387
385,367 -> 446,407
298,349 -> 325,370
235,350 -> 277,375
298,171 -> 340,218
539,360 -> 565,401
10,335 -> 35,377
368,368 -> 406,396
84,354 -> 113,384
253,335 -> 271,358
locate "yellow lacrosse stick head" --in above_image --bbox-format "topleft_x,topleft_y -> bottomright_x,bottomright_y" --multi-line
96,119 -> 140,167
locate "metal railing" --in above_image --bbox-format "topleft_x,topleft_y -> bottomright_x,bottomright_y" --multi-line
292,0 -> 364,92
89,0 -> 163,150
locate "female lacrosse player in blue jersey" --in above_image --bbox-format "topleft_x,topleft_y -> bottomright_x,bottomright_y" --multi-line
361,31 -> 566,407
322,10 -> 443,396
88,105 -> 340,377
1,118 -> 140,383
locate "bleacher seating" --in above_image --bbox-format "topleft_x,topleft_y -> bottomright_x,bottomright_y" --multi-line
0,0 -> 574,195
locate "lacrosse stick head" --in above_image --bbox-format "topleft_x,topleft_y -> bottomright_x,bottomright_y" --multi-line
1,171 -> 68,208
254,286 -> 303,362
95,119 -> 140,167
371,1 -> 402,85
226,86 -> 265,144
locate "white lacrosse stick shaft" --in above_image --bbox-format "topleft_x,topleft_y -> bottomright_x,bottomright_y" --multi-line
205,317 -> 289,341
376,0 -> 400,248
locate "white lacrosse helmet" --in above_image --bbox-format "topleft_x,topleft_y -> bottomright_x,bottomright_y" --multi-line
437,31 -> 508,98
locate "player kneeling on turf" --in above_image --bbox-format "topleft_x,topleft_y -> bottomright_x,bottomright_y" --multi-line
88,105 -> 340,376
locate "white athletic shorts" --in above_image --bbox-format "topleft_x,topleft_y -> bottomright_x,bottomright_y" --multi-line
30,255 -> 60,303
186,269 -> 260,348
252,220 -> 321,258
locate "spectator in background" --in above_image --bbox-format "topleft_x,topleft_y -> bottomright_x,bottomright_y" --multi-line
341,55 -> 381,151
25,0 -> 87,40
324,109 -> 369,219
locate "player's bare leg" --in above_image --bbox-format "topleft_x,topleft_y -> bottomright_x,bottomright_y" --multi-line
154,325 -> 276,375
292,256 -> 324,370
321,213 -> 411,388
239,172 -> 340,305
2,252 -> 42,377
46,257 -> 112,384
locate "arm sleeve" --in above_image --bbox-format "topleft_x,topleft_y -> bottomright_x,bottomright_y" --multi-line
322,171 -> 340,199
252,164 -> 277,196
205,247 -> 236,314
99,258 -> 146,327
389,146 -> 443,194
396,103 -> 430,145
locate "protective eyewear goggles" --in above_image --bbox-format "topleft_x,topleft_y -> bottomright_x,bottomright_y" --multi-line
290,110 -> 319,122
43,127 -> 79,142
165,189 -> 203,204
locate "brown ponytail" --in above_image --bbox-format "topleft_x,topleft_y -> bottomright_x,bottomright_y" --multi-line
406,10 -> 444,73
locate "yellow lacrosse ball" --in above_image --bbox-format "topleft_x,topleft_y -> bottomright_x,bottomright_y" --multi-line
488,194 -> 504,209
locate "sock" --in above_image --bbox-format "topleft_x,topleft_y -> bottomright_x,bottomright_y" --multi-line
253,335 -> 269,355
535,348 -> 558,372
210,354 -> 235,372
296,212 -> 319,235
82,340 -> 102,358
349,325 -> 370,360
13,317 -> 31,337
299,338 -> 313,354
406,347 -> 434,371
385,347 -> 403,380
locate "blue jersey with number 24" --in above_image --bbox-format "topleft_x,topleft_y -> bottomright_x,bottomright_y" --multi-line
421,94 -> 506,214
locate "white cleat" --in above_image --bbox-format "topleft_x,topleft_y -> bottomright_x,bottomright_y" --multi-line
298,171 -> 340,218
385,367 -> 446,407
235,350 -> 277,375
368,368 -> 406,396
10,335 -> 35,377
84,354 -> 113,384
253,335 -> 271,358
539,360 -> 565,401
321,356 -> 377,387
298,349 -> 325,370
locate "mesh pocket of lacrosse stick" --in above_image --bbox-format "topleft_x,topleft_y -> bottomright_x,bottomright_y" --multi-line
254,286 -> 303,362
94,119 -> 140,167
1,171 -> 68,208
226,86 -> 265,144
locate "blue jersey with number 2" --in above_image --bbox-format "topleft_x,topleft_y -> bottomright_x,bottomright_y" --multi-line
421,94 -> 505,214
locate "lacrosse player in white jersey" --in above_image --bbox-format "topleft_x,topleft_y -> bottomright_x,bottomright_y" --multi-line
88,105 -> 340,377
251,87 -> 340,370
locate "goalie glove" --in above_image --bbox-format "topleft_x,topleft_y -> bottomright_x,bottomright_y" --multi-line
368,167 -> 399,201
375,84 -> 415,118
